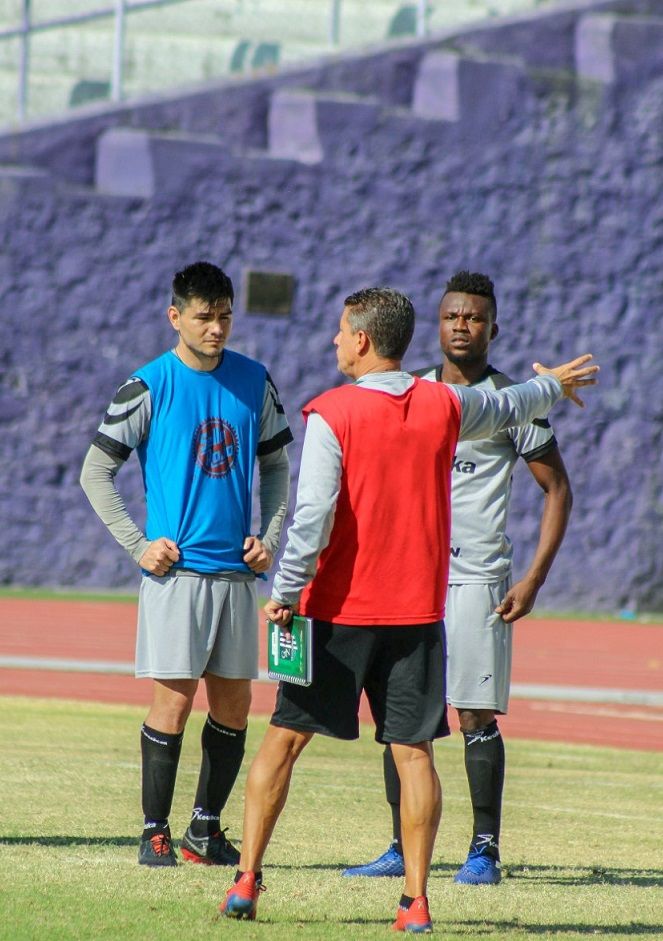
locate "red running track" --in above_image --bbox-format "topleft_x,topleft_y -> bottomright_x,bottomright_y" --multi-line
1,598 -> 662,750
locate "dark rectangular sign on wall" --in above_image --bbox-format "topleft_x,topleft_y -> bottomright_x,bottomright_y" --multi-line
244,270 -> 295,316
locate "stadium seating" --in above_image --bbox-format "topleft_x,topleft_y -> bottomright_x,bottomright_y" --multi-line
0,0 -> 566,126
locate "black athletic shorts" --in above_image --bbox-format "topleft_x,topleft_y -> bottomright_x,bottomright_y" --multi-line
271,619 -> 449,744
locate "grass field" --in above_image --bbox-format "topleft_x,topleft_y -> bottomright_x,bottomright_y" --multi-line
1,698 -> 661,940
2,586 -> 663,624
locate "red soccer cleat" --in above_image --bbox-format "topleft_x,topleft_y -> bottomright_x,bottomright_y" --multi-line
219,871 -> 264,920
392,896 -> 433,933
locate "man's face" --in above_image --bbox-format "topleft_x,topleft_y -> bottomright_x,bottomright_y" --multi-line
439,292 -> 497,366
334,306 -> 361,378
168,296 -> 233,363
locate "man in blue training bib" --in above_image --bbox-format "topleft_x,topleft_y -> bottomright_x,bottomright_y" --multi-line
81,261 -> 293,868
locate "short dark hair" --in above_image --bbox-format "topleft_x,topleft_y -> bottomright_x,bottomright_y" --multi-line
171,261 -> 234,312
343,287 -> 415,360
442,270 -> 497,320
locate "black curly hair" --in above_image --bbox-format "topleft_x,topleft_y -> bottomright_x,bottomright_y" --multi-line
442,270 -> 497,320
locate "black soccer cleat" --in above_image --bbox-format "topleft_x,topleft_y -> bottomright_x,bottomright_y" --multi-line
180,826 -> 240,866
138,830 -> 178,867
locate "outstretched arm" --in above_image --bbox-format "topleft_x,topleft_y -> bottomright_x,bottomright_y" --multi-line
457,354 -> 599,441
495,446 -> 572,623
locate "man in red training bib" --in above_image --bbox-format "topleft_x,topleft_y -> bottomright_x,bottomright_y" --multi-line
220,287 -> 598,931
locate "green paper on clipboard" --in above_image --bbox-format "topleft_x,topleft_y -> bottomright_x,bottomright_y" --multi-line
267,615 -> 313,686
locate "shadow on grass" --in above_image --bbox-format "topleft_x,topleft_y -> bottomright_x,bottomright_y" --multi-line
499,862 -> 663,888
271,861 -> 458,875
0,835 -> 136,847
4,846 -> 656,894
455,920 -> 663,936
311,858 -> 663,890
257,858 -> 662,890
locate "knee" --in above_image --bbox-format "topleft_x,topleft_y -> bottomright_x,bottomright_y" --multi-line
147,699 -> 193,734
148,678 -> 199,733
391,743 -> 438,785
458,709 -> 496,734
208,679 -> 252,729
214,696 -> 251,730
261,725 -> 312,769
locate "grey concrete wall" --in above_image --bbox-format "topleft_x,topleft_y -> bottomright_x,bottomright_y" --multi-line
0,0 -> 662,612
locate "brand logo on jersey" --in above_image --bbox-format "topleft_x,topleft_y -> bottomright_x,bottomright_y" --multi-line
479,673 -> 492,685
450,546 -> 461,557
193,418 -> 238,478
452,456 -> 476,474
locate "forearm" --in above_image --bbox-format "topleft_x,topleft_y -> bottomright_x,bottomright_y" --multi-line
522,484 -> 572,588
80,445 -> 149,564
257,448 -> 290,555
457,375 -> 562,440
271,416 -> 341,606
272,515 -> 332,606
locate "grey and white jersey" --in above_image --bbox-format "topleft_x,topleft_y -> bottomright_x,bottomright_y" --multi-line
417,365 -> 557,584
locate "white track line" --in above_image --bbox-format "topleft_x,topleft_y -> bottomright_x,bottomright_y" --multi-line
0,656 -> 661,707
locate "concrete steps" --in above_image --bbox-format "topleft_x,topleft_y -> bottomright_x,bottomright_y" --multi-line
1,2 -> 662,187
575,12 -> 663,84
86,3 -> 663,203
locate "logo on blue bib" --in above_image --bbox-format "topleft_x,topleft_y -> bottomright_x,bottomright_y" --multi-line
193,417 -> 238,478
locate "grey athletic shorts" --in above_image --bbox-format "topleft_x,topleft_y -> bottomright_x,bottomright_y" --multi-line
136,570 -> 259,680
445,578 -> 513,714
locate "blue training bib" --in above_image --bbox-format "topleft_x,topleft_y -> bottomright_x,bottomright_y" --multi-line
134,349 -> 266,574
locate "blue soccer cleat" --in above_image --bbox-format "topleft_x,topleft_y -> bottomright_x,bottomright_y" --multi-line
454,844 -> 502,885
342,841 -> 405,877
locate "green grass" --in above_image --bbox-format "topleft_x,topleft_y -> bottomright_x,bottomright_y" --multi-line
0,698 -> 661,940
0,586 -> 138,603
2,585 -> 663,623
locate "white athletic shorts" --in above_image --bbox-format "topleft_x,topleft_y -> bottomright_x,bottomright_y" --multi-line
135,570 -> 259,680
445,577 -> 513,714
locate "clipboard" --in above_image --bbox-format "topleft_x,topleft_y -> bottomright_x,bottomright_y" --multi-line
267,615 -> 313,686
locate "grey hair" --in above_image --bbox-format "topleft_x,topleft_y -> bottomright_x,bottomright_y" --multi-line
343,287 -> 415,359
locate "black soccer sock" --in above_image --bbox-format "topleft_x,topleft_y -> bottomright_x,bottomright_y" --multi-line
190,715 -> 247,838
462,720 -> 505,859
383,745 -> 403,854
235,869 -> 262,885
140,723 -> 183,839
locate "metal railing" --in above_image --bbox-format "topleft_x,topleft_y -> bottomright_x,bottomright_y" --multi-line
1,0 -> 195,121
0,0 -> 430,125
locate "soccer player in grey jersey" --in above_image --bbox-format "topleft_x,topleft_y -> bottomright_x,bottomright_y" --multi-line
343,270 -> 572,885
